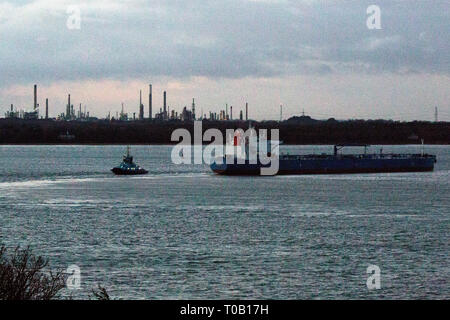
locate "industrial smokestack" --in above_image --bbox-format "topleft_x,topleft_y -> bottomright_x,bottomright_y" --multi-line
11,104 -> 13,112
192,98 -> 196,120
139,90 -> 144,120
230,106 -> 233,120
45,99 -> 48,119
163,91 -> 167,119
67,94 -> 71,119
149,84 -> 152,119
245,102 -> 248,121
34,85 -> 37,110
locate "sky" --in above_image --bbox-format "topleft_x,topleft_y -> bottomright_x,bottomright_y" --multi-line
0,0 -> 449,121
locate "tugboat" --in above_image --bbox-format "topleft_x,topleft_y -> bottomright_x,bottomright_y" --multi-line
111,146 -> 148,175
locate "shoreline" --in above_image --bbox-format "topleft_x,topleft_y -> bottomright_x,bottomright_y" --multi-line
0,143 -> 449,146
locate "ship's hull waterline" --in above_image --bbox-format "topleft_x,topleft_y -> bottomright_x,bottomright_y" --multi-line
211,155 -> 437,176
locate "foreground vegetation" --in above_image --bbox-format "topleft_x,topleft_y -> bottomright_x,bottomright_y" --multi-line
0,245 -> 65,300
0,245 -> 110,300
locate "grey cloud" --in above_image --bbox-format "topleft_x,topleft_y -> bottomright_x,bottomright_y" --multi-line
0,0 -> 448,87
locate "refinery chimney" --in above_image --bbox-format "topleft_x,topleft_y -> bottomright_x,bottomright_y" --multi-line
192,98 -> 196,120
67,94 -> 71,119
163,91 -> 167,119
246,102 -> 248,121
230,106 -> 233,120
149,84 -> 152,119
139,90 -> 144,120
34,84 -> 37,110
45,99 -> 48,119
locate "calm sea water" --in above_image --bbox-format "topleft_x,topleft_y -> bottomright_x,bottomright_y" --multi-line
0,145 -> 448,299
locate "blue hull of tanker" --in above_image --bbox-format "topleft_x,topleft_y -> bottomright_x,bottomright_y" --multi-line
211,156 -> 436,175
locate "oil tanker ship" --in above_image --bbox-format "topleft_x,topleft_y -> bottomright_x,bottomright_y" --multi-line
210,143 -> 437,176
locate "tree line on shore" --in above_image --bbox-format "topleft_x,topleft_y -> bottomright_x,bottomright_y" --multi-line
0,118 -> 448,144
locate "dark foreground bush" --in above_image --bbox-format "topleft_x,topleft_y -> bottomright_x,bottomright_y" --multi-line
0,245 -> 65,300
91,285 -> 111,300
